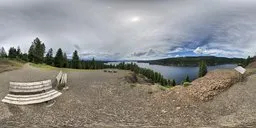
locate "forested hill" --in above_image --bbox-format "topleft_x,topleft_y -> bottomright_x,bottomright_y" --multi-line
138,56 -> 245,67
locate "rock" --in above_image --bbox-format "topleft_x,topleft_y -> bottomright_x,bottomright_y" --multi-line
161,109 -> 167,113
63,86 -> 69,90
176,107 -> 181,110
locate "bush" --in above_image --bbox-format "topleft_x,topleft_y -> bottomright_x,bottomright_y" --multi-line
183,82 -> 191,87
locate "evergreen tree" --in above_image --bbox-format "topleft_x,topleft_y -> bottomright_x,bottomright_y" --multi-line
163,79 -> 168,86
198,61 -> 208,77
28,44 -> 34,62
243,56 -> 251,67
16,46 -> 22,59
28,38 -> 45,63
8,47 -> 17,58
45,48 -> 53,65
167,79 -> 171,86
172,79 -> 176,86
154,72 -> 158,83
72,50 -> 80,69
63,53 -> 68,68
0,47 -> 7,58
91,57 -> 96,69
185,75 -> 190,82
21,53 -> 29,62
54,48 -> 64,67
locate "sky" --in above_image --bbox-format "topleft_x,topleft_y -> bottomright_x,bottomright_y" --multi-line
1,0 -> 256,60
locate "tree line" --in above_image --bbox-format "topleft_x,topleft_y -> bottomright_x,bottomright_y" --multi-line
142,56 -> 246,67
0,38 -> 110,69
115,62 -> 176,86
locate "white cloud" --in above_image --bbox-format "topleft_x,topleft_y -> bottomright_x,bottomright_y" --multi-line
193,47 -> 245,58
193,47 -> 204,54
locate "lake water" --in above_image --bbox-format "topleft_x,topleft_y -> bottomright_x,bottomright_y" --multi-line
106,62 -> 237,84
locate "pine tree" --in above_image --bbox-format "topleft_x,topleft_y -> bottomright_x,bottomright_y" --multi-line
243,56 -> 251,67
21,53 -> 29,62
0,47 -> 7,58
163,79 -> 168,86
154,72 -> 158,83
91,57 -> 96,69
54,48 -> 64,67
45,48 -> 53,65
34,38 -> 45,63
167,79 -> 171,86
63,53 -> 68,68
198,61 -> 207,77
185,75 -> 190,82
172,79 -> 176,86
72,50 -> 80,69
8,47 -> 17,58
16,46 -> 21,59
28,38 -> 45,63
28,44 -> 34,62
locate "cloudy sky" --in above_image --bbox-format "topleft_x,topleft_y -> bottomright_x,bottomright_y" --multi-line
1,0 -> 256,60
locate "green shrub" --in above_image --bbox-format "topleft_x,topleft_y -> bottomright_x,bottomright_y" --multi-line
159,86 -> 167,91
183,82 -> 191,87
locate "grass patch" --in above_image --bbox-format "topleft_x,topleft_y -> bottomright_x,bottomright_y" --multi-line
30,63 -> 57,70
159,86 -> 167,91
30,63 -> 101,72
0,58 -> 24,67
183,82 -> 191,87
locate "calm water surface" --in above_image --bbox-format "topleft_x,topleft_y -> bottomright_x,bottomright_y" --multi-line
107,62 -> 237,84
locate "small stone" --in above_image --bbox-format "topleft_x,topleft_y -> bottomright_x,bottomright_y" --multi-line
176,107 -> 181,110
161,109 -> 167,113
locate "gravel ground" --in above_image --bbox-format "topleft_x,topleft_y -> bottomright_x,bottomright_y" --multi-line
0,64 -> 256,128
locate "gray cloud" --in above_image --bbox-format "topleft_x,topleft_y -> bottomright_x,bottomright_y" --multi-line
0,0 -> 256,60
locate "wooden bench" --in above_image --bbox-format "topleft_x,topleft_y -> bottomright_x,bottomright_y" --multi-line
9,80 -> 52,93
2,90 -> 62,105
2,80 -> 62,105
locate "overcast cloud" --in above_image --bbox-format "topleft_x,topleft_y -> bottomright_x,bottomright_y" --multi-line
0,0 -> 256,60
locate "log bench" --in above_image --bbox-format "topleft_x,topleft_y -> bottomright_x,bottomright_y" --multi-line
2,80 -> 62,105
56,71 -> 68,89
56,71 -> 63,86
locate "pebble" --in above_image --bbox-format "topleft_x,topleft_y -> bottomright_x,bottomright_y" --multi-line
161,109 -> 167,113
176,107 -> 181,110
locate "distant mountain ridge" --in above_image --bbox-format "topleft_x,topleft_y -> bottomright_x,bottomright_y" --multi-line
138,56 -> 245,67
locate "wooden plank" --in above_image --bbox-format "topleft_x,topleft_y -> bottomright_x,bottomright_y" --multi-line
9,86 -> 52,93
4,91 -> 59,101
10,80 -> 51,86
56,71 -> 63,85
6,90 -> 56,98
60,73 -> 67,85
2,91 -> 62,105
9,80 -> 53,93
64,74 -> 67,83
10,83 -> 52,90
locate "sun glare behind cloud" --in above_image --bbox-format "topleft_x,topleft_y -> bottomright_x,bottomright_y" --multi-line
130,16 -> 140,22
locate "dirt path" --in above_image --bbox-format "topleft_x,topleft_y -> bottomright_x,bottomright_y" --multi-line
0,64 -> 255,127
